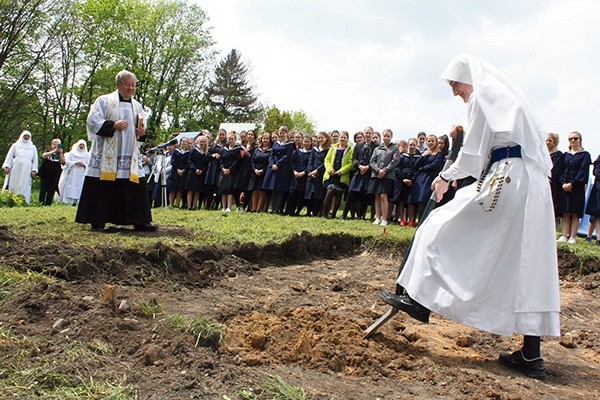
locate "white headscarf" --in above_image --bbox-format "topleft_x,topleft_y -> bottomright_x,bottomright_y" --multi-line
16,130 -> 34,150
71,139 -> 88,157
441,54 -> 552,175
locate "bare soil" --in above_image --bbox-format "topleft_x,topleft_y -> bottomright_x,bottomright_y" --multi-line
1,225 -> 599,399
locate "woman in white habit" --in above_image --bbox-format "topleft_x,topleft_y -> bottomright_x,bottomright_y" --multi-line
381,54 -> 560,380
57,139 -> 90,205
2,130 -> 38,204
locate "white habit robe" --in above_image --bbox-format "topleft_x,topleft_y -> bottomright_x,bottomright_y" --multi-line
398,54 -> 560,337
2,131 -> 38,203
57,140 -> 90,204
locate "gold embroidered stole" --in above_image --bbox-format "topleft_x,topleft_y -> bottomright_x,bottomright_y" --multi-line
99,91 -> 141,183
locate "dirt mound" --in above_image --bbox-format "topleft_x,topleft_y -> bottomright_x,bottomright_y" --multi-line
1,226 -> 600,399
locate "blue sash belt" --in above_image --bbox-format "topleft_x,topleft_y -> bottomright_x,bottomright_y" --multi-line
490,145 -> 522,164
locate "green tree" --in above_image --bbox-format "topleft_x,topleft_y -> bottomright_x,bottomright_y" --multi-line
0,0 -> 215,155
33,0 -> 214,146
290,110 -> 316,135
0,0 -> 68,152
127,0 -> 214,140
263,105 -> 292,134
263,105 -> 316,135
202,48 -> 261,131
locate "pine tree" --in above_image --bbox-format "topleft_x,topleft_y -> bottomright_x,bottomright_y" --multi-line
203,49 -> 260,126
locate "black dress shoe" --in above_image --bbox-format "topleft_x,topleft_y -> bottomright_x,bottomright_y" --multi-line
91,224 -> 105,232
499,350 -> 546,379
379,291 -> 430,323
134,223 -> 158,232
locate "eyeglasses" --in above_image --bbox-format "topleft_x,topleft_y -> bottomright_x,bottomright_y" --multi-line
568,137 -> 579,141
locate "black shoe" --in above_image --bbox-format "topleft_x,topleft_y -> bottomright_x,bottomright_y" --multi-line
91,224 -> 105,232
134,223 -> 158,232
379,291 -> 430,323
499,350 -> 546,379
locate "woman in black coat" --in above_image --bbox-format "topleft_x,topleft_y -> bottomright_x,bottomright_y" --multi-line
286,134 -> 312,216
395,138 -> 421,226
204,129 -> 227,210
218,132 -> 241,212
546,132 -> 565,220
249,133 -> 271,212
167,137 -> 191,208
558,131 -> 591,243
408,134 -> 444,223
261,126 -> 294,214
185,135 -> 211,210
304,131 -> 331,216
233,130 -> 256,211
585,154 -> 600,244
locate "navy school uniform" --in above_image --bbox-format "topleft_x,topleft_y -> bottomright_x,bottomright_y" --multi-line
549,150 -> 565,217
286,148 -> 311,216
185,147 -> 211,194
290,148 -> 311,193
560,150 -> 592,217
204,142 -> 224,187
408,152 -> 444,204
391,152 -> 420,204
348,141 -> 377,193
585,155 -> 600,217
166,148 -> 188,192
261,141 -> 294,192
218,145 -> 241,195
234,145 -> 254,192
249,147 -> 271,191
304,147 -> 329,200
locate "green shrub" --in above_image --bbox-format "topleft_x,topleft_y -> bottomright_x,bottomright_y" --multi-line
0,190 -> 27,207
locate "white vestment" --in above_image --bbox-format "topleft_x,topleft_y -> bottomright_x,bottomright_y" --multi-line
85,91 -> 146,180
2,132 -> 38,203
398,54 -> 560,337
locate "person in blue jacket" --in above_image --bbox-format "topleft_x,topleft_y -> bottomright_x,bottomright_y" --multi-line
262,126 -> 294,214
304,132 -> 331,217
218,132 -> 241,212
408,134 -> 444,223
185,134 -> 211,210
286,134 -> 312,216
249,133 -> 271,212
204,129 -> 227,210
167,137 -> 190,208
394,138 -> 421,226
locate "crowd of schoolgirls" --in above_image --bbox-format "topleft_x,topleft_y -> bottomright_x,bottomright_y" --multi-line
143,125 -> 453,227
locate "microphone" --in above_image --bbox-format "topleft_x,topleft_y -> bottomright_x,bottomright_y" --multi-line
147,139 -> 178,153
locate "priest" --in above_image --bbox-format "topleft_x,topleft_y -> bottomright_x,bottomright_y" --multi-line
75,70 -> 156,232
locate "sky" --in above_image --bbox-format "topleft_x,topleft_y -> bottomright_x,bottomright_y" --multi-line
197,0 -> 600,156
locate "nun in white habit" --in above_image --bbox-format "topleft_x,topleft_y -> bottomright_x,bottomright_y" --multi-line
57,139 -> 90,205
381,54 -> 560,380
2,130 -> 39,203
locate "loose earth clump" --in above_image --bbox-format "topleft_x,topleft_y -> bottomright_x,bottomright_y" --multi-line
0,225 -> 599,399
